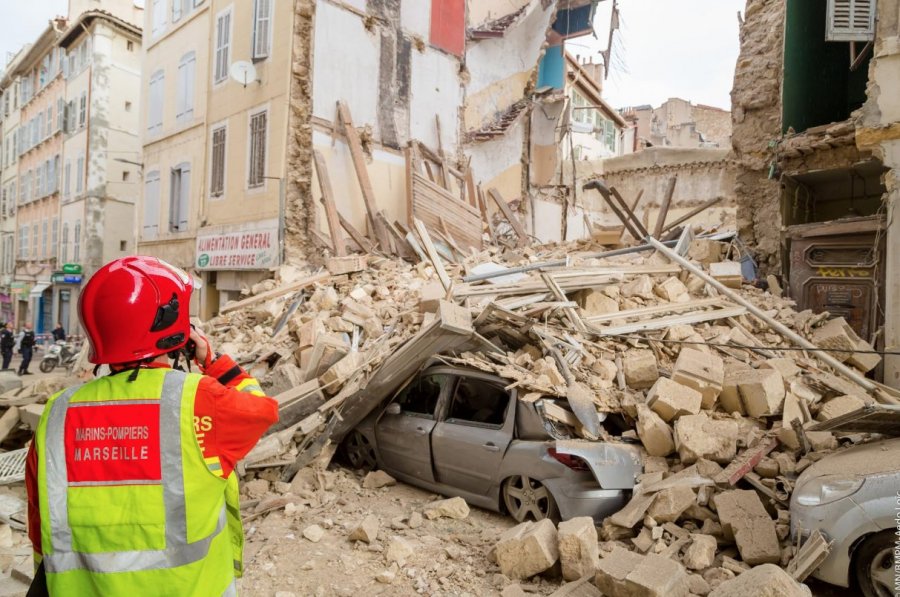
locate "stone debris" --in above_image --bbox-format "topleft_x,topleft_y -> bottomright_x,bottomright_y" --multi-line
348,514 -> 380,544
713,490 -> 780,565
708,563 -> 810,597
493,519 -> 559,580
558,516 -> 599,581
362,470 -> 396,489
302,524 -> 325,543
423,497 -> 470,520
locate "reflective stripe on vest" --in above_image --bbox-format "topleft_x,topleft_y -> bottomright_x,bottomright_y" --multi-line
41,370 -> 226,575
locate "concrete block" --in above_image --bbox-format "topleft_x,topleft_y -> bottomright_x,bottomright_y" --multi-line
816,394 -> 867,422
495,519 -> 559,580
688,239 -> 725,264
595,548 -> 690,597
636,404 -> 675,457
594,547 -> 644,595
683,534 -> 717,570
719,362 -> 752,415
847,338 -> 881,373
621,275 -> 656,300
578,289 -> 619,316
423,496 -> 470,520
348,514 -> 380,544
709,262 -> 743,288
672,348 -> 724,410
811,317 -> 858,362
419,281 -> 445,314
713,490 -> 780,565
0,372 -> 22,394
738,369 -> 785,417
18,403 -> 44,430
558,516 -> 599,581
623,349 -> 659,390
707,563 -> 808,597
647,486 -> 696,523
647,378 -> 702,422
759,358 -> 800,380
674,413 -> 738,464
655,277 -> 690,302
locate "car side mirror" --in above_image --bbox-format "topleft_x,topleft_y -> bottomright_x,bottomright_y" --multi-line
385,403 -> 401,415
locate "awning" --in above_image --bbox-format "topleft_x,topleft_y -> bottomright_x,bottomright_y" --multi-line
28,283 -> 50,298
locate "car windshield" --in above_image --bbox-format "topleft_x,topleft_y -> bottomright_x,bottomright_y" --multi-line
394,374 -> 449,418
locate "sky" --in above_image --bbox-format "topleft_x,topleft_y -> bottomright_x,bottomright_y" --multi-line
0,0 -> 68,70
569,0 -> 746,110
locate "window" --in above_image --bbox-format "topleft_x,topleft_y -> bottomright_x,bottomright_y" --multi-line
125,101 -> 132,112
147,70 -> 164,134
66,100 -> 76,133
61,223 -> 69,263
152,0 -> 168,37
36,164 -> 44,199
446,378 -> 509,426
56,98 -> 65,131
3,237 -> 12,274
31,224 -> 37,258
169,163 -> 191,232
41,221 -> 48,258
127,41 -> 134,52
827,0 -> 875,41
120,240 -> 127,251
248,109 -> 267,188
210,125 -> 226,197
143,170 -> 160,239
393,374 -> 450,418
123,171 -> 130,182
76,154 -> 85,194
252,0 -> 272,60
10,131 -> 16,162
214,8 -> 232,84
78,92 -> 87,128
73,220 -> 81,262
46,106 -> 53,138
173,0 -> 183,21
18,226 -> 27,259
36,113 -> 44,143
52,155 -> 60,194
51,218 -> 58,260
64,160 -> 71,198
176,52 -> 196,124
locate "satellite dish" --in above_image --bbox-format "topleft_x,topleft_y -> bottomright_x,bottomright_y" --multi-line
230,61 -> 258,88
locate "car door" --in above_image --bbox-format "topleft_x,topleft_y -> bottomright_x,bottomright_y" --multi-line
431,374 -> 514,496
375,373 -> 451,483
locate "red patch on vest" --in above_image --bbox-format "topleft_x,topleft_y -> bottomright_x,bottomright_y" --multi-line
64,403 -> 162,484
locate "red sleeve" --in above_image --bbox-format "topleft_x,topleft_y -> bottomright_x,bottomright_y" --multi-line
25,441 -> 41,557
193,355 -> 278,477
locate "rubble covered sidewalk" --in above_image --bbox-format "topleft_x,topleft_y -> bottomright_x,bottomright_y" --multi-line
203,209 -> 897,594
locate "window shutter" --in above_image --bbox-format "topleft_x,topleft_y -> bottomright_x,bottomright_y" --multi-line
143,171 -> 160,239
173,0 -> 182,22
179,163 -> 191,230
827,0 -> 876,42
253,0 -> 271,60
215,11 -> 231,83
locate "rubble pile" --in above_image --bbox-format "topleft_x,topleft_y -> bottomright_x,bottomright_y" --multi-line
203,230 -> 896,594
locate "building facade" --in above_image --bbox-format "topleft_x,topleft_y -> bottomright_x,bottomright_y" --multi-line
629,98 -> 732,150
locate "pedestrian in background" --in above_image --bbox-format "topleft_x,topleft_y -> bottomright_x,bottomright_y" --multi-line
51,322 -> 65,342
0,323 -> 13,370
17,323 -> 35,376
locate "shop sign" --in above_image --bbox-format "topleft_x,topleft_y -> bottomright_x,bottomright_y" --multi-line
9,282 -> 27,295
62,264 -> 83,274
51,273 -> 83,284
195,219 -> 280,271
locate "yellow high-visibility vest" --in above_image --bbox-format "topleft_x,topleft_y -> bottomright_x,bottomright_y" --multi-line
35,368 -> 244,596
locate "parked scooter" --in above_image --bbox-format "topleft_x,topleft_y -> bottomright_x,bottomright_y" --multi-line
40,341 -> 79,373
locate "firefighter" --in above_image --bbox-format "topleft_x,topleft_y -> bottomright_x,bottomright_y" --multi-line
25,256 -> 278,596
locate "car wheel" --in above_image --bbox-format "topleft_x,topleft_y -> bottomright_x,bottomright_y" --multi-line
853,529 -> 895,597
342,430 -> 377,471
502,475 -> 559,523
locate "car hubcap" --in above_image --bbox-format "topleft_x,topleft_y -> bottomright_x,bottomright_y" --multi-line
504,475 -> 552,522
869,547 -> 894,597
345,433 -> 376,470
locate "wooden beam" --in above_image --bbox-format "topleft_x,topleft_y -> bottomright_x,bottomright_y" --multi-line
221,272 -> 331,314
586,297 -> 724,323
654,176 -> 677,239
413,218 -> 452,292
336,101 -> 391,252
338,213 -> 376,253
594,305 -> 748,335
477,185 -> 497,244
661,196 -> 724,234
487,188 -> 529,247
404,146 -> 415,229
312,150 -> 346,256
610,186 -> 649,238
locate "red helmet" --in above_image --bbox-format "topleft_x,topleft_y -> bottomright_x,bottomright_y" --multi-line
78,256 -> 195,364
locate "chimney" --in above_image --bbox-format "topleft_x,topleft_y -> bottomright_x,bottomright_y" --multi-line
583,57 -> 604,92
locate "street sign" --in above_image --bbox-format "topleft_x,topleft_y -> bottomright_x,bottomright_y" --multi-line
62,264 -> 82,274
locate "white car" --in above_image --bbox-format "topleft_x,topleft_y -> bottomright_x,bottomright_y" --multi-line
790,404 -> 900,596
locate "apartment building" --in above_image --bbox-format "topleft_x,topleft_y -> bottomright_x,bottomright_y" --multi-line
0,49 -> 29,324
12,21 -> 67,333
57,11 -> 143,333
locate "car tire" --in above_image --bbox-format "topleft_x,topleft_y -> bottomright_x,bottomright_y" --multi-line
853,529 -> 895,597
341,430 -> 377,471
501,475 -> 559,523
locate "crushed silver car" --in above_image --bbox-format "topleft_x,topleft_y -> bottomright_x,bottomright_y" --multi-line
341,365 -> 643,522
790,404 -> 900,596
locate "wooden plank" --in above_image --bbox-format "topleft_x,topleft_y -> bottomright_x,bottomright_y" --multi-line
586,297 -> 724,324
610,186 -> 649,238
220,272 -> 331,314
338,213 -> 376,254
542,400 -> 579,427
404,146 -> 415,228
713,437 -> 779,485
411,172 -> 483,250
654,176 -> 677,239
595,305 -> 748,335
465,167 -> 478,208
337,101 -> 391,252
787,530 -> 831,582
438,216 -> 465,256
477,186 -> 497,244
487,188 -> 529,247
540,273 -> 588,333
413,218 -> 452,292
313,150 -> 346,256
661,196 -> 724,234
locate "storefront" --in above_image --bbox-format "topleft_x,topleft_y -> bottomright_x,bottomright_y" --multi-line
50,266 -> 83,337
194,219 -> 280,318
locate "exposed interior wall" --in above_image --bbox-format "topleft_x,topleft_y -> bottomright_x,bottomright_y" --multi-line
466,118 -> 527,203
467,0 -> 531,28
856,0 -> 900,386
731,0 -> 786,269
